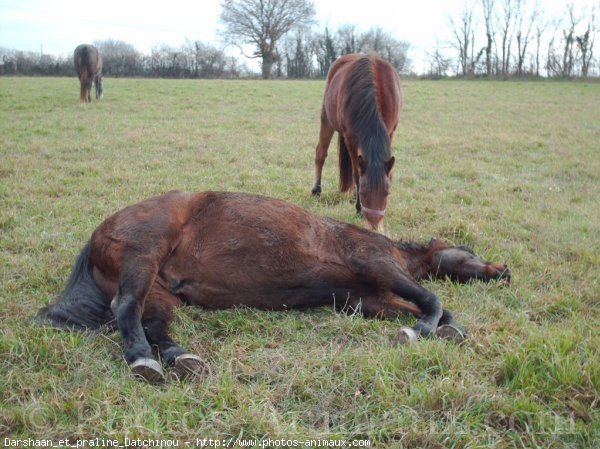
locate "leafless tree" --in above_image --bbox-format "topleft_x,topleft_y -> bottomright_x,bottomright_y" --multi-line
220,0 -> 315,79
426,40 -> 452,77
283,32 -> 315,78
314,26 -> 337,77
514,0 -> 540,76
533,21 -> 547,77
94,39 -> 143,76
337,24 -> 360,55
481,0 -> 495,76
448,2 -> 476,76
496,0 -> 515,75
358,27 -> 411,73
561,5 -> 579,77
547,4 -> 581,77
577,6 -> 596,77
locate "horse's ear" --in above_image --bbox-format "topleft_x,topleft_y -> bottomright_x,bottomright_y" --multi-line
357,155 -> 367,175
429,238 -> 449,251
385,156 -> 395,175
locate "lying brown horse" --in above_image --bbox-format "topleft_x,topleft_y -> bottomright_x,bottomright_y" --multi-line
36,191 -> 510,382
73,44 -> 103,103
312,53 -> 403,231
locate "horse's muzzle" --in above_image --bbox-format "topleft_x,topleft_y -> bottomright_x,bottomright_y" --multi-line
361,204 -> 386,231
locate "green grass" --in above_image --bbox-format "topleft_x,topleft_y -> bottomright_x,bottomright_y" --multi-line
1,77 -> 599,448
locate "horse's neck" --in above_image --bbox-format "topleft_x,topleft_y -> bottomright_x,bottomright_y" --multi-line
395,241 -> 437,280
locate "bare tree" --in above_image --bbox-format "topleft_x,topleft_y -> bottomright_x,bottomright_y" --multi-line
534,16 -> 548,76
448,2 -> 476,76
577,6 -> 597,77
337,24 -> 360,54
94,39 -> 143,76
481,0 -> 495,76
283,33 -> 314,78
546,6 -> 577,77
496,0 -> 515,75
314,26 -> 337,77
514,0 -> 540,76
184,40 -> 228,78
359,27 -> 411,73
220,0 -> 315,79
426,40 -> 451,77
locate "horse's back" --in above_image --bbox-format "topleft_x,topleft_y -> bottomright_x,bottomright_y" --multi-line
74,44 -> 100,74
323,53 -> 402,134
370,55 -> 403,131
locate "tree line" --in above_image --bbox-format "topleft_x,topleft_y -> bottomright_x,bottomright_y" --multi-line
0,39 -> 243,78
0,25 -> 411,79
437,0 -> 598,78
1,0 -> 597,79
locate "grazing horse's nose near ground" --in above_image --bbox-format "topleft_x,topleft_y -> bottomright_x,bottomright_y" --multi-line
361,204 -> 385,231
364,212 -> 384,232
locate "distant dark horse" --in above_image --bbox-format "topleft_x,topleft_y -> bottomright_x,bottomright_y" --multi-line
36,191 -> 510,382
312,53 -> 403,231
73,44 -> 103,103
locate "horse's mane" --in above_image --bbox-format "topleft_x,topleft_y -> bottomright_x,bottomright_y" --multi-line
394,240 -> 433,254
343,54 -> 391,193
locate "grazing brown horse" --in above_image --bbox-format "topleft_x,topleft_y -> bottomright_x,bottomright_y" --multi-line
73,44 -> 103,103
36,191 -> 510,382
311,53 -> 403,231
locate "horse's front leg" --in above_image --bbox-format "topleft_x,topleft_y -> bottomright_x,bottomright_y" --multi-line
356,259 -> 443,338
312,108 -> 334,196
352,292 -> 465,343
354,169 -> 361,215
435,308 -> 467,343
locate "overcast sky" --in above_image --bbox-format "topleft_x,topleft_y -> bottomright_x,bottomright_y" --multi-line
0,0 -> 595,73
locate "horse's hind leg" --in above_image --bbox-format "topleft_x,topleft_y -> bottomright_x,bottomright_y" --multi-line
110,257 -> 164,382
312,107 -> 334,196
86,77 -> 93,102
142,285 -> 209,379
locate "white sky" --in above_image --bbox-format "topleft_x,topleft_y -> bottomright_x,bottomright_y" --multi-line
0,0 -> 595,73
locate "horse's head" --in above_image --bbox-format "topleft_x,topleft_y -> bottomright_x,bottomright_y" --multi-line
95,76 -> 104,100
358,155 -> 395,231
429,241 -> 511,284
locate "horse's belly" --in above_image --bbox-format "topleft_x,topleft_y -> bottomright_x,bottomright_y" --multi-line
178,282 -> 339,310
159,267 -> 349,311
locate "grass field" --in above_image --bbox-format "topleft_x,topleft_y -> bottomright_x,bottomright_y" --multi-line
0,77 -> 599,448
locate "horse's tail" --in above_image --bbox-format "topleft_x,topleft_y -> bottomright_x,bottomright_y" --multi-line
35,242 -> 112,331
79,66 -> 89,102
338,134 -> 353,192
76,46 -> 92,101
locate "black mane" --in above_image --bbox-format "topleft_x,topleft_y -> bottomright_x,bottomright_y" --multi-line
394,240 -> 434,254
342,54 -> 391,193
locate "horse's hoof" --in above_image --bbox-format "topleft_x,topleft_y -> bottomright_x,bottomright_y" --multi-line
173,354 -> 210,379
311,186 -> 321,196
393,326 -> 418,345
130,357 -> 165,383
436,324 -> 466,344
